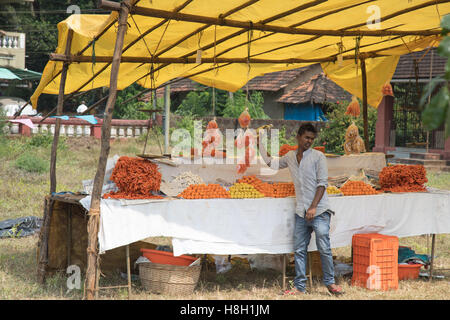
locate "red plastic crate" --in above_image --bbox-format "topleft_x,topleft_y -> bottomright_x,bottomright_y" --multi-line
351,233 -> 399,291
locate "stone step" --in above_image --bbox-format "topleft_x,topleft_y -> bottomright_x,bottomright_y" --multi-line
395,158 -> 450,166
410,152 -> 443,160
424,165 -> 450,173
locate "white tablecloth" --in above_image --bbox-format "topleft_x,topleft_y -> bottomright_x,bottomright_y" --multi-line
79,192 -> 450,256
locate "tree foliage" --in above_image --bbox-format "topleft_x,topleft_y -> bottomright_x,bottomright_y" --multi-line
315,101 -> 377,154
420,14 -> 450,138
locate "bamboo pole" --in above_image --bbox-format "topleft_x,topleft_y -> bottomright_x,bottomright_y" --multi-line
49,29 -> 73,194
360,57 -> 370,151
49,53 -> 387,64
429,234 -> 436,282
164,84 -> 170,155
36,196 -> 53,283
85,0 -> 130,300
126,245 -> 131,299
81,94 -> 109,115
98,0 -> 443,37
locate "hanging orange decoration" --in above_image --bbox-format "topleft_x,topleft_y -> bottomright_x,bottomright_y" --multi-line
382,81 -> 394,96
206,117 -> 218,129
345,96 -> 360,117
238,107 -> 251,128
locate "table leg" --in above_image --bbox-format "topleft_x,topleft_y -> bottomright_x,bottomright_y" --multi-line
429,234 -> 436,282
282,254 -> 286,290
126,245 -> 132,299
308,252 -> 313,289
67,204 -> 72,267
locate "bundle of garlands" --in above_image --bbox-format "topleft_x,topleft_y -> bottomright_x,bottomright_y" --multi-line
103,156 -> 163,199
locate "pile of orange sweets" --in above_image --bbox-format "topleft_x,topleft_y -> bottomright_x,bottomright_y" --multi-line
177,184 -> 230,199
339,180 -> 379,196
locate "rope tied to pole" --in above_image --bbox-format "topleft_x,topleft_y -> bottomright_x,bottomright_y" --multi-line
89,208 -> 100,216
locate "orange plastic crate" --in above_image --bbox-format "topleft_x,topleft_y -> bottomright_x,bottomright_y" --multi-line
351,233 -> 399,291
398,264 -> 422,280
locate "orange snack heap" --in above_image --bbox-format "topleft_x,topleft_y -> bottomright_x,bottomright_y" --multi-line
379,164 -> 427,193
237,175 -> 275,197
103,156 -> 163,200
272,182 -> 296,198
340,180 -> 378,196
178,184 -> 231,199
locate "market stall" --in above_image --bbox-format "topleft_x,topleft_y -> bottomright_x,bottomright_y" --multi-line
30,0 -> 450,299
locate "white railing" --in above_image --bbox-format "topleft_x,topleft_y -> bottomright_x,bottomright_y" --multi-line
4,123 -> 150,139
0,34 -> 25,49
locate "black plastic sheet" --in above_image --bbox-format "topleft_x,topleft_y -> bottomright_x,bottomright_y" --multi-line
0,216 -> 42,238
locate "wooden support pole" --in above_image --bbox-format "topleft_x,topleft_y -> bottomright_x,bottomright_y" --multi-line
429,234 -> 436,282
49,29 -> 73,194
360,57 -> 370,151
67,204 -> 72,268
98,0 -> 443,37
85,0 -> 130,300
126,245 -> 132,299
164,84 -> 170,155
36,196 -> 53,283
81,94 -> 109,115
49,52 -> 387,64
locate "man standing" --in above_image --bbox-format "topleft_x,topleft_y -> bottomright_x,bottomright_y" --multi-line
258,123 -> 343,296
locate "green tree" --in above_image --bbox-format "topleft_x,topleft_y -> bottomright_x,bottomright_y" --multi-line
113,83 -> 161,120
420,14 -> 450,138
221,90 -> 268,119
175,85 -> 230,117
316,101 -> 377,154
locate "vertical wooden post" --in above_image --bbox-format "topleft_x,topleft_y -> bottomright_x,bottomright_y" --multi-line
36,30 -> 73,284
85,0 -> 130,300
360,57 -> 369,151
164,84 -> 170,154
67,204 -> 72,267
282,254 -> 286,290
429,234 -> 436,282
50,29 -> 74,194
126,245 -> 132,299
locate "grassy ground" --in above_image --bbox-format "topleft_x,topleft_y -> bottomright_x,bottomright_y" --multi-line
0,134 -> 449,300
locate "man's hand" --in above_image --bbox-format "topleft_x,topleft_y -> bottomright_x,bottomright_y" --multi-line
305,206 -> 316,221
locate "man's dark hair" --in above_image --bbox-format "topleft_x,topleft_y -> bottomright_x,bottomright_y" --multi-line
297,123 -> 317,136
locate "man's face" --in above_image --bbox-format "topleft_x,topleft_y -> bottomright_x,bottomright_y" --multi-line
297,131 -> 316,150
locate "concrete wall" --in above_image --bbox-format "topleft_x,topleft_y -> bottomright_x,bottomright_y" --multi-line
0,32 -> 26,69
261,91 -> 285,119
169,115 -> 324,139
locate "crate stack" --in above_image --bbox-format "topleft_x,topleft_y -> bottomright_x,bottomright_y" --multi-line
352,233 -> 399,291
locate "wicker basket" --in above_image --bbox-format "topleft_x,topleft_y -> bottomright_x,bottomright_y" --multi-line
139,262 -> 201,295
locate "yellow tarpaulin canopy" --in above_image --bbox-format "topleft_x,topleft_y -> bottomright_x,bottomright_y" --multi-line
31,0 -> 449,109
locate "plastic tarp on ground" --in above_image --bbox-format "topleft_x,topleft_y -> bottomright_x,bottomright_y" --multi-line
31,0 -> 448,109
0,216 -> 42,238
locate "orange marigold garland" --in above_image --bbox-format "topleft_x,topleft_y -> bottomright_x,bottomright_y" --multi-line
279,144 -> 298,156
103,156 -> 163,199
379,164 -> 427,193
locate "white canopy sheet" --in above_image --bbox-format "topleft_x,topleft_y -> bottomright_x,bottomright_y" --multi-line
79,192 -> 450,256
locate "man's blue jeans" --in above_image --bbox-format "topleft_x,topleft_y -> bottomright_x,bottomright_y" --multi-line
293,211 -> 335,292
